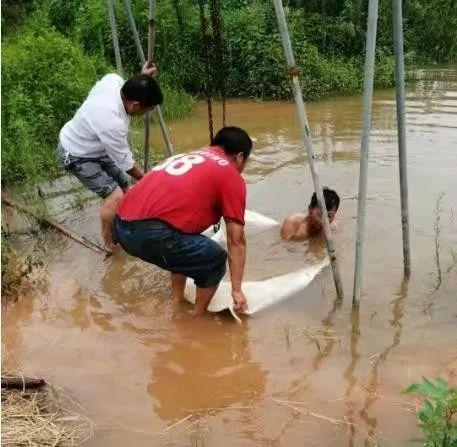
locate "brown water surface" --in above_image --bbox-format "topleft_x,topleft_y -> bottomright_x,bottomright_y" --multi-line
3,68 -> 457,446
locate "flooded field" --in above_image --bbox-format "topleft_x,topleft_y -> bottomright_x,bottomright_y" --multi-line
2,68 -> 457,446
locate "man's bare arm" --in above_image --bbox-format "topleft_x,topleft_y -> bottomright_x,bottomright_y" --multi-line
225,220 -> 248,313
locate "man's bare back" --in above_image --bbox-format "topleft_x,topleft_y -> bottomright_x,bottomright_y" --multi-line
280,188 -> 340,241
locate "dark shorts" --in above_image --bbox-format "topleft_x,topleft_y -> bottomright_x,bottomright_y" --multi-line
56,143 -> 129,199
113,216 -> 227,288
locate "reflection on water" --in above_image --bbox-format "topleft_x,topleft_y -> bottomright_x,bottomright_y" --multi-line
2,68 -> 457,446
147,319 -> 266,421
100,252 -> 170,316
359,278 -> 409,445
344,307 -> 361,447
311,296 -> 342,372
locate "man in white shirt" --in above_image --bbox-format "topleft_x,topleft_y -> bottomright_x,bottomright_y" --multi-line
57,62 -> 161,248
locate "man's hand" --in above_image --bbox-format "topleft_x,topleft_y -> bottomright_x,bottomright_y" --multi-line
141,61 -> 157,77
126,164 -> 144,180
232,289 -> 248,313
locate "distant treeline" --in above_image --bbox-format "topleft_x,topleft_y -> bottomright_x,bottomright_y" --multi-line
2,0 -> 456,186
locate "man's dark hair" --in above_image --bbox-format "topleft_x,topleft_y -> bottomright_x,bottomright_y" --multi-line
309,187 -> 340,211
121,74 -> 163,108
211,126 -> 253,160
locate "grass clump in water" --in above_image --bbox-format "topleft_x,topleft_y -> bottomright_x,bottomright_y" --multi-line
404,377 -> 457,447
433,192 -> 445,290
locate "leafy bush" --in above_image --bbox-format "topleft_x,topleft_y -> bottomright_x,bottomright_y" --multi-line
160,85 -> 196,120
1,10 -> 194,187
404,377 -> 457,446
45,0 -> 384,100
1,14 -> 108,186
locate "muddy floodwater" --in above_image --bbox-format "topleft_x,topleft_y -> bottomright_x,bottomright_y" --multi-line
3,68 -> 457,446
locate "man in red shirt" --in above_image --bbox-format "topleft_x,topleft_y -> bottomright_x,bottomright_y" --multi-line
106,127 -> 252,316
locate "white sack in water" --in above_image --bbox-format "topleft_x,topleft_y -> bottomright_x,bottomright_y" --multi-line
184,210 -> 329,321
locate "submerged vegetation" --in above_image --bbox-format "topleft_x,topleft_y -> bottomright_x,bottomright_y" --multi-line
1,0 -> 456,189
433,193 -> 445,290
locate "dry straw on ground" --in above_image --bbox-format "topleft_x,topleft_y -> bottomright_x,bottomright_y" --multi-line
1,378 -> 93,446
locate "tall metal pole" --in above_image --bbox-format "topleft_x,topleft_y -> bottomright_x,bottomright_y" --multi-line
392,0 -> 411,277
143,0 -> 157,172
353,0 -> 379,306
272,0 -> 344,300
122,0 -> 174,158
106,0 -> 123,75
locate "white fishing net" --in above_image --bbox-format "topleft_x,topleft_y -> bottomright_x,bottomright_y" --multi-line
184,210 -> 329,321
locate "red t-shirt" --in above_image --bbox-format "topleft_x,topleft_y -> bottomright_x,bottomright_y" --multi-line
118,146 -> 246,234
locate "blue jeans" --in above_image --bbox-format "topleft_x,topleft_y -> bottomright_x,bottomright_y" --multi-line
113,216 -> 227,288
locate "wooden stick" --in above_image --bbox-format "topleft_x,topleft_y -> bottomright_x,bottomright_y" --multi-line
2,195 -> 111,256
162,414 -> 192,432
1,376 -> 46,390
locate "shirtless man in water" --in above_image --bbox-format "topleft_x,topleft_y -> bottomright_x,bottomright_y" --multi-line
280,187 -> 340,240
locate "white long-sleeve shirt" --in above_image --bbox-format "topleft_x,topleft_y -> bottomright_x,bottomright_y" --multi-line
59,74 -> 134,172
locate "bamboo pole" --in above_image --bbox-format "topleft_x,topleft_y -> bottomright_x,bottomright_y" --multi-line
209,0 -> 227,127
272,0 -> 344,300
2,196 -> 111,256
106,0 -> 123,75
353,0 -> 379,306
122,0 -> 174,158
198,0 -> 214,142
106,0 -> 139,155
148,0 -> 156,58
392,0 -> 411,277
143,0 -> 157,171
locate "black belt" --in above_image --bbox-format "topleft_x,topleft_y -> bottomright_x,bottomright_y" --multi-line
114,215 -> 173,231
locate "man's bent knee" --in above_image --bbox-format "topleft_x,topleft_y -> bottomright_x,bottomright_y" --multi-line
103,186 -> 124,205
195,249 -> 227,288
